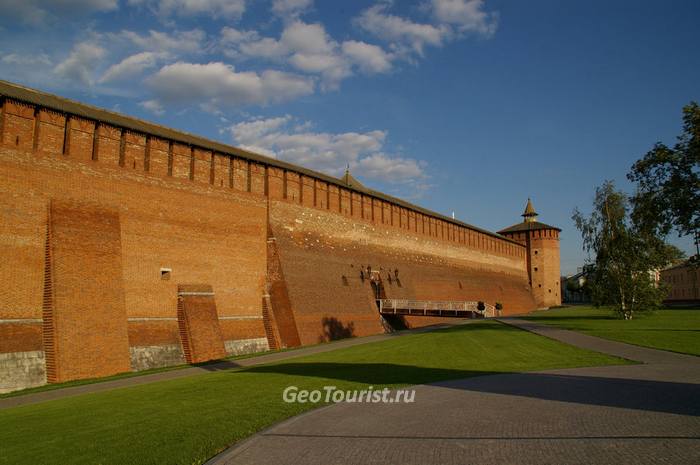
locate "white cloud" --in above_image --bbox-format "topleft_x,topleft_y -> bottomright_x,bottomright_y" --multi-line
99,51 -> 163,83
146,61 -> 314,108
239,37 -> 288,60
356,4 -> 449,57
271,0 -> 312,18
431,0 -> 498,37
0,0 -> 118,25
117,29 -> 207,54
1,53 -> 52,66
129,0 -> 245,19
54,42 -> 106,86
341,40 -> 392,74
139,99 -> 165,115
222,20 -> 392,89
356,153 -> 425,181
229,116 -> 427,183
220,26 -> 258,46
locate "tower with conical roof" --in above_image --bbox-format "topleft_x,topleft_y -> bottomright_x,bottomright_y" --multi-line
498,199 -> 561,308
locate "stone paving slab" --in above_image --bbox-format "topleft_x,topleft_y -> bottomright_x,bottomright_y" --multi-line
208,317 -> 700,465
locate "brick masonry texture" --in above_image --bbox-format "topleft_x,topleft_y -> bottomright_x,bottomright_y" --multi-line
177,284 -> 227,364
0,85 -> 559,390
268,201 -> 536,345
45,199 -> 131,382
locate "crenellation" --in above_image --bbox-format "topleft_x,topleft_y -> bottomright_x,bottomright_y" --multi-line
171,142 -> 191,180
0,82 -> 549,392
193,148 -> 213,184
250,163 -> 266,194
285,170 -> 300,202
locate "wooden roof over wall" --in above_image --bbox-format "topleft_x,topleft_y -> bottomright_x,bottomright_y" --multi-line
0,79 -> 522,245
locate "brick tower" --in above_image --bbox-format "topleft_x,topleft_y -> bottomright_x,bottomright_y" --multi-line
499,199 -> 561,308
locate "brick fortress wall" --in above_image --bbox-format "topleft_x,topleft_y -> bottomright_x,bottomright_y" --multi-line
0,86 -> 538,392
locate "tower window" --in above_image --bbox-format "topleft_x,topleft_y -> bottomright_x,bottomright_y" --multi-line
160,268 -> 172,280
534,267 -> 538,272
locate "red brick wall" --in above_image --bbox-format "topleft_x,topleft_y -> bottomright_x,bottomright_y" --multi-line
0,145 -> 267,372
127,321 -> 181,346
0,91 -> 548,383
45,199 -> 131,382
269,201 -> 535,345
177,285 -> 226,364
0,323 -> 42,352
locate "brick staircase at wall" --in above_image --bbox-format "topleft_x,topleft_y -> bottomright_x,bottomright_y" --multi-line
261,294 -> 280,350
176,297 -> 193,363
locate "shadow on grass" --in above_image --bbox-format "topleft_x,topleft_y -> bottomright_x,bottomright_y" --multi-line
526,315 -> 618,322
245,362 -> 700,417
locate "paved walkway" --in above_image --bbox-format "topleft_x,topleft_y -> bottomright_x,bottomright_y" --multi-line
0,320 -> 469,410
208,318 -> 700,465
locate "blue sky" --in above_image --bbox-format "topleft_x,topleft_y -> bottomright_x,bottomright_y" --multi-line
1,0 -> 698,274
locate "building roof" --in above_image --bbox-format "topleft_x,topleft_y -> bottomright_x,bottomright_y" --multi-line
522,198 -> 538,218
341,167 -> 366,190
498,221 -> 562,234
0,79 -> 522,246
662,255 -> 699,272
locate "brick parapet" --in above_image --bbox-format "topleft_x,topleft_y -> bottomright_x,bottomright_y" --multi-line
0,88 -> 525,262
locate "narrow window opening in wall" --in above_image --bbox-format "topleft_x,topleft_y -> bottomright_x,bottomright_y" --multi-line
15,135 -> 19,145
538,284 -> 542,288
534,267 -> 538,272
341,275 -> 349,286
548,289 -> 552,293
160,268 -> 172,280
534,250 -> 538,255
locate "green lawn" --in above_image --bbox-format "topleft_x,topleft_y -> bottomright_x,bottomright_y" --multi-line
525,306 -> 700,356
0,321 -> 627,465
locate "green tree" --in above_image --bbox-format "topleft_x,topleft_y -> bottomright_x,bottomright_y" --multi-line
627,102 -> 700,244
572,181 -> 681,319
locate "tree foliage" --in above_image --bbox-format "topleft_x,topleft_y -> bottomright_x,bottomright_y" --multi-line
628,102 -> 700,239
572,182 -> 682,319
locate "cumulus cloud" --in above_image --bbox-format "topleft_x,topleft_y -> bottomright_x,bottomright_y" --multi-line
220,21 -> 393,89
341,40 -> 392,74
1,53 -> 52,66
99,51 -> 164,83
54,42 -> 106,86
139,99 -> 165,115
431,0 -> 498,36
116,29 -> 207,54
229,115 -> 426,183
356,1 -> 498,59
271,0 -> 312,18
0,0 -> 118,25
128,0 -> 245,19
356,153 -> 425,181
356,4 -> 449,57
146,61 -> 314,108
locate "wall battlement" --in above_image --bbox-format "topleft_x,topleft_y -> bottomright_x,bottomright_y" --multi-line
0,81 -> 553,393
0,80 -> 524,260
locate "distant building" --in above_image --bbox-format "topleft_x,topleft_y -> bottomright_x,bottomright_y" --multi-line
561,268 -> 591,304
661,257 -> 700,304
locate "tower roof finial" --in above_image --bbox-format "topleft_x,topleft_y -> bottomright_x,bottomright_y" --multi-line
522,198 -> 538,222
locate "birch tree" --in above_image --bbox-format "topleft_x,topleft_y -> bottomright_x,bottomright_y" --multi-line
572,181 -> 682,319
